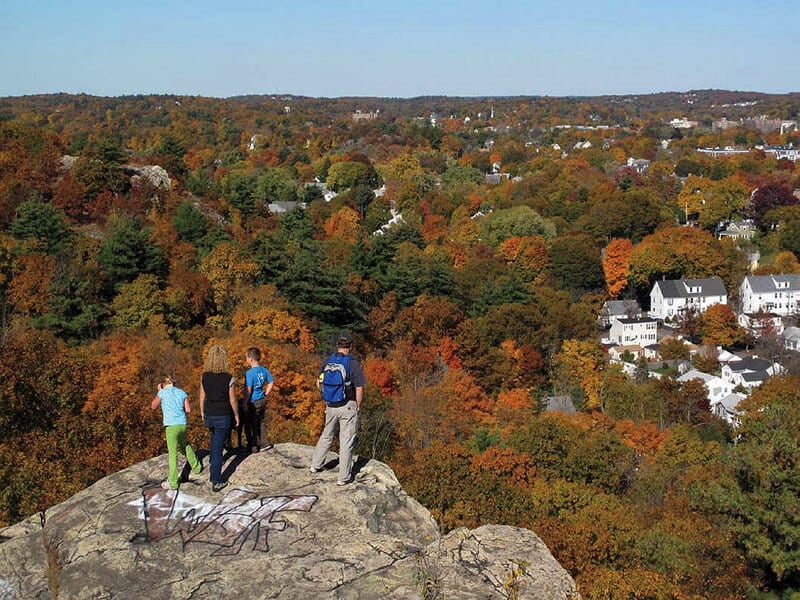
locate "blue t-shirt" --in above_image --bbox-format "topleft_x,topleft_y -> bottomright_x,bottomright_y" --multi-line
245,365 -> 274,402
157,385 -> 188,426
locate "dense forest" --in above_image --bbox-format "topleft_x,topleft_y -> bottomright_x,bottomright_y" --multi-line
2,91 -> 800,598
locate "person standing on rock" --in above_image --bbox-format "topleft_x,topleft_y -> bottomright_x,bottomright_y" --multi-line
200,344 -> 240,493
151,376 -> 203,490
243,346 -> 275,453
310,331 -> 366,485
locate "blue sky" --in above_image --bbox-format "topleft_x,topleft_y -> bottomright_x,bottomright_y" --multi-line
1,0 -> 797,98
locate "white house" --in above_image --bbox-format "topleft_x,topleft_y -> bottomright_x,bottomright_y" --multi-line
626,157 -> 651,174
740,274 -> 800,316
720,356 -> 776,391
738,311 -> 785,338
670,117 -> 699,129
717,220 -> 756,241
784,326 -> 800,352
712,392 -> 747,427
609,317 -> 658,347
763,144 -> 800,162
649,277 -> 728,321
373,209 -> 405,236
677,369 -> 735,406
607,344 -> 645,377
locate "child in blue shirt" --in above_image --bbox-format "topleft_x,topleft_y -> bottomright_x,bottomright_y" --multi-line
151,376 -> 203,490
243,347 -> 275,453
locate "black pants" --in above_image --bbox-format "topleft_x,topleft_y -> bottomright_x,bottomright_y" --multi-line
243,398 -> 271,450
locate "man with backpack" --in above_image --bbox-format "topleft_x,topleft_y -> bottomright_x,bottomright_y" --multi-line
310,331 -> 366,485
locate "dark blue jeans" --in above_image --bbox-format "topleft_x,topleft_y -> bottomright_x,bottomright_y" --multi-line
204,414 -> 232,484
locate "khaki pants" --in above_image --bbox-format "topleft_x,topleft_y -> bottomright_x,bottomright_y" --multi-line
311,400 -> 359,483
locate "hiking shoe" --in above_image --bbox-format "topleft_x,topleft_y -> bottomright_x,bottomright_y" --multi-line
309,466 -> 321,473
262,443 -> 274,451
336,479 -> 352,486
212,482 -> 228,492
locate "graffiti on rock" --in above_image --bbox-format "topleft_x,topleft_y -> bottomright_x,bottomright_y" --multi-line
129,487 -> 318,556
0,577 -> 14,599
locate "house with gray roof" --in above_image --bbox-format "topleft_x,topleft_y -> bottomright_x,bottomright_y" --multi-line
712,392 -> 747,427
738,311 -> 784,338
717,220 -> 756,241
649,277 -> 728,322
740,274 -> 800,317
609,317 -> 658,347
721,355 -> 776,391
784,326 -> 800,352
598,299 -> 642,328
677,369 -> 735,406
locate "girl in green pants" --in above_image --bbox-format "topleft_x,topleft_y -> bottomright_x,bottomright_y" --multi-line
151,376 -> 203,490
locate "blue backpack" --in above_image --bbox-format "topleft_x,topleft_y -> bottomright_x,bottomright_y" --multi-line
319,353 -> 353,404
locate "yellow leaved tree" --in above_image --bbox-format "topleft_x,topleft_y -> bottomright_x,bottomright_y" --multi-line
554,339 -> 605,410
199,242 -> 260,315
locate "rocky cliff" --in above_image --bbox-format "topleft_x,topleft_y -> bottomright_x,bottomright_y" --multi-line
0,444 -> 578,599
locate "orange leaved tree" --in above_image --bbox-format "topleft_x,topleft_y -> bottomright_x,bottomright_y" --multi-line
602,238 -> 632,299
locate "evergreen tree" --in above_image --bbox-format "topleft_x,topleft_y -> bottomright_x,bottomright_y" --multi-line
97,215 -> 166,296
10,199 -> 71,254
172,201 -> 208,245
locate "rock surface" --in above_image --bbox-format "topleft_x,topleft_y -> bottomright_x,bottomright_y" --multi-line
0,444 -> 578,599
123,164 -> 171,188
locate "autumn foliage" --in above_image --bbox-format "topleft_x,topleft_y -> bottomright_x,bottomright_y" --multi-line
2,92 -> 798,597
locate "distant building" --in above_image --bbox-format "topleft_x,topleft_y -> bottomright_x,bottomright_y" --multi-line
717,220 -> 756,241
599,299 -> 643,328
741,116 -> 796,134
783,326 -> 800,352
305,180 -> 338,202
740,274 -> 800,316
763,144 -> 800,162
696,146 -> 750,158
649,277 -> 728,321
352,110 -> 379,121
678,369 -> 735,406
712,392 -> 747,427
608,345 -> 646,376
373,209 -> 405,236
721,356 -> 776,391
670,117 -> 699,129
484,173 -> 510,184
738,312 -> 784,338
712,117 -> 738,131
609,317 -> 658,347
626,157 -> 651,174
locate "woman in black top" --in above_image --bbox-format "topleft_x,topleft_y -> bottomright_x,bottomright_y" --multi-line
199,344 -> 240,492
